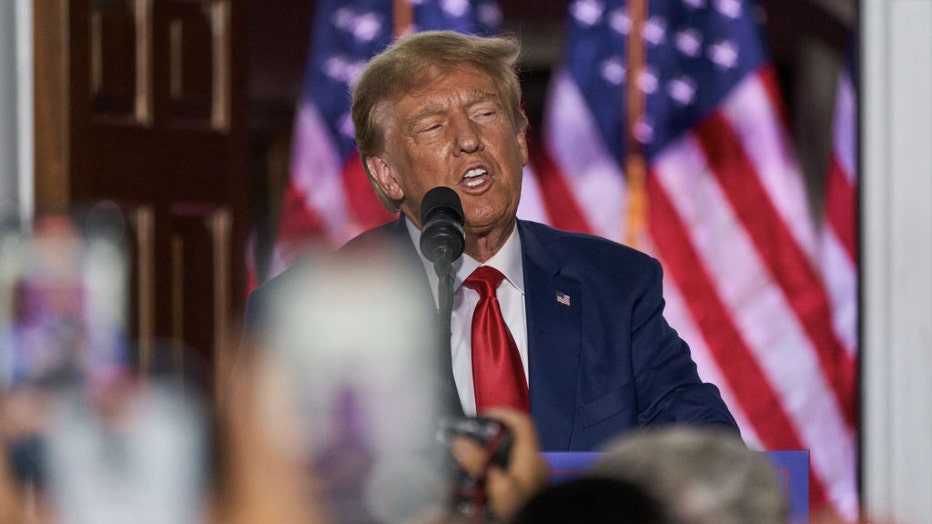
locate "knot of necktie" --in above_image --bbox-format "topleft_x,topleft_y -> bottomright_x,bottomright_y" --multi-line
464,265 -> 505,297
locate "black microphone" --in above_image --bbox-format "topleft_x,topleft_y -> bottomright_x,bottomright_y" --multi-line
419,187 -> 466,417
419,187 -> 465,269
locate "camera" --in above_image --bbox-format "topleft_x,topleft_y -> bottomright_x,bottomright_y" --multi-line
436,416 -> 513,517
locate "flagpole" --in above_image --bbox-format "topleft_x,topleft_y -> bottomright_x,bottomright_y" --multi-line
624,0 -> 648,248
393,0 -> 413,37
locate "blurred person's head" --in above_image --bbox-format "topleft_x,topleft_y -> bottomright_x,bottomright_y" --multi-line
351,31 -> 529,262
510,476 -> 672,524
590,426 -> 787,524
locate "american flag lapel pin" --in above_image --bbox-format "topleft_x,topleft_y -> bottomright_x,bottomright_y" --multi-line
555,290 -> 571,307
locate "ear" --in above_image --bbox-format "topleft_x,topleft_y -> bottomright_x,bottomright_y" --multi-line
365,155 -> 404,201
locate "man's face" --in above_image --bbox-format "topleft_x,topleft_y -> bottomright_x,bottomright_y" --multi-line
365,66 -> 528,242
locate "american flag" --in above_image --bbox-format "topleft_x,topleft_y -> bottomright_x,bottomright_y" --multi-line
518,0 -> 858,518
820,51 -> 858,380
260,0 -> 859,518
816,50 -> 858,519
264,0 -> 502,278
555,291 -> 572,306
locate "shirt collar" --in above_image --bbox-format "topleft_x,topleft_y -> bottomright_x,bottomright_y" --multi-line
404,216 -> 525,302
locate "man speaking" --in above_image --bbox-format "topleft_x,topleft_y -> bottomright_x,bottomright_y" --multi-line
247,30 -> 738,452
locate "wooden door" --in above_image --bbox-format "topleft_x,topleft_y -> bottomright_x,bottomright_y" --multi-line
34,0 -> 249,399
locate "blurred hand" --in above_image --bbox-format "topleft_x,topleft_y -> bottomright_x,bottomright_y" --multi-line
215,351 -> 332,524
1,386 -> 51,441
0,394 -> 31,524
450,408 -> 550,521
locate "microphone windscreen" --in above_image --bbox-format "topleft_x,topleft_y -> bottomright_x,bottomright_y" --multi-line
420,186 -> 463,225
419,187 -> 465,264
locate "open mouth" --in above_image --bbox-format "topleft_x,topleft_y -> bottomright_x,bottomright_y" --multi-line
461,167 -> 490,189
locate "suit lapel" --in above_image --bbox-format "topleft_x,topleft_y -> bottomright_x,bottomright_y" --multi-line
519,221 -> 581,451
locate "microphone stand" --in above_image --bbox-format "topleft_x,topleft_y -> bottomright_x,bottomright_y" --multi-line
419,186 -> 466,417
433,251 -> 463,417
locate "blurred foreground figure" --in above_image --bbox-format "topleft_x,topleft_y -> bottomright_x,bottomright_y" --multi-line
243,247 -> 550,523
0,213 -> 209,523
511,476 -> 672,524
215,347 -> 332,524
449,408 -> 550,521
257,247 -> 447,522
590,426 -> 788,524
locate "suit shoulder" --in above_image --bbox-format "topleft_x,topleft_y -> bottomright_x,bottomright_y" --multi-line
246,221 -> 402,330
244,266 -> 287,337
338,219 -> 406,254
520,220 -> 659,271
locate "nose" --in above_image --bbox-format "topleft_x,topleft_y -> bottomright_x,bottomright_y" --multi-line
453,115 -> 483,155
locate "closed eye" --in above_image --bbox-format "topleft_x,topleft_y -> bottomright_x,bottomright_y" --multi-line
418,122 -> 444,134
472,108 -> 500,122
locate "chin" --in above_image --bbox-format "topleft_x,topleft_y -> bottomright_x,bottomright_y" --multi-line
465,214 -> 514,234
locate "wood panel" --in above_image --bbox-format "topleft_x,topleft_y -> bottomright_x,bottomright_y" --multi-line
34,0 -> 249,399
166,0 -> 230,128
89,0 -> 152,124
124,204 -> 155,371
169,204 -> 232,398
33,0 -> 70,213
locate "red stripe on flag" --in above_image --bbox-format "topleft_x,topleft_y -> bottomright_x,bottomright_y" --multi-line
277,181 -> 327,240
825,155 -> 858,264
647,173 -> 831,509
758,66 -> 793,129
694,111 -> 857,430
342,152 -> 398,231
269,181 -> 331,274
527,139 -> 593,234
648,174 -> 798,443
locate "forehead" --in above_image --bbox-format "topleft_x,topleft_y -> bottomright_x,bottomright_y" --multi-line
409,63 -> 495,90
392,66 -> 499,114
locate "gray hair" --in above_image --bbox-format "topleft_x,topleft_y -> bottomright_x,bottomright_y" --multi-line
590,427 -> 788,524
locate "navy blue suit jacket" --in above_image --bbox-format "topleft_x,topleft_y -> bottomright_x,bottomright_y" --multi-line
246,217 -> 738,451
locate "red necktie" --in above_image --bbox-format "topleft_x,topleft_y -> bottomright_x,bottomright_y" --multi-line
463,266 -> 529,412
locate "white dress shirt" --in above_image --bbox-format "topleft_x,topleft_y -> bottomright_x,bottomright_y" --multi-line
405,218 -> 529,415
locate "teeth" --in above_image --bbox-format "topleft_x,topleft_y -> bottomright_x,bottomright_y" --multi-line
464,168 -> 487,178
